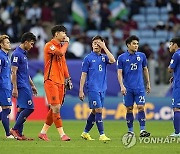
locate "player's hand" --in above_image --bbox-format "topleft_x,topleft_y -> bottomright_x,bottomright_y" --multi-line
146,83 -> 151,94
169,77 -> 173,84
79,91 -> 85,101
64,36 -> 69,43
32,85 -> 38,96
65,77 -> 73,90
97,40 -> 106,49
12,88 -> 18,98
121,86 -> 127,95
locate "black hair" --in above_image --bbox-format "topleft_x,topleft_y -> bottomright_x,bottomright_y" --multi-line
125,35 -> 139,46
170,37 -> 180,47
21,32 -> 36,43
92,35 -> 104,42
51,25 -> 67,37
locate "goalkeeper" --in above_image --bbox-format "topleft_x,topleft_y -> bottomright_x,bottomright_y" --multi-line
38,25 -> 73,141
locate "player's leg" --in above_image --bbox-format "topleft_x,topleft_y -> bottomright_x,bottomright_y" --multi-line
11,88 -> 34,140
15,108 -> 24,136
0,89 -> 13,138
124,89 -> 134,133
170,88 -> 180,137
81,108 -> 95,140
39,81 -> 58,141
135,90 -> 150,137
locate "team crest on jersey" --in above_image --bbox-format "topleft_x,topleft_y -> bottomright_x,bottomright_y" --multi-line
102,57 -> 105,62
50,45 -> 55,51
137,56 -> 141,61
13,57 -> 18,62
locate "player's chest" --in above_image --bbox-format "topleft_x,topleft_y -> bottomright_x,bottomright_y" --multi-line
89,56 -> 106,70
123,55 -> 142,65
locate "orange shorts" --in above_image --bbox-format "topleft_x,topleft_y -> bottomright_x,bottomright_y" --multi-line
44,80 -> 65,105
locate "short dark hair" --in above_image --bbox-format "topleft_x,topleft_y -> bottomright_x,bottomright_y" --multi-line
125,35 -> 139,46
92,35 -> 104,42
170,37 -> 180,47
51,25 -> 67,36
21,32 -> 36,43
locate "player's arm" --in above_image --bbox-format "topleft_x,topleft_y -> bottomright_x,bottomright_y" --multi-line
79,72 -> 87,101
63,56 -> 73,90
97,40 -> 116,63
11,66 -> 18,98
29,76 -> 38,96
117,69 -> 126,95
47,36 -> 69,57
143,67 -> 151,94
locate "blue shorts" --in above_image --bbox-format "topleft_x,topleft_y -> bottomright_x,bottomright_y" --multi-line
0,88 -> 12,106
88,91 -> 105,109
17,87 -> 34,109
123,88 -> 145,107
172,87 -> 180,108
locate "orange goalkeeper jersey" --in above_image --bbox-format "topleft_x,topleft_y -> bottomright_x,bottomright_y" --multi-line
44,39 -> 69,84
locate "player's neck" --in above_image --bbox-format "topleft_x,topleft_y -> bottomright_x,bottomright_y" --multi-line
53,38 -> 61,44
94,51 -> 101,55
19,44 -> 26,51
127,49 -> 136,54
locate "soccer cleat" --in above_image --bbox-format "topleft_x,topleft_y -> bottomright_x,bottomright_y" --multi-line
169,132 -> 180,137
99,134 -> 111,141
21,135 -> 34,141
140,130 -> 150,137
81,132 -> 95,140
38,133 -> 50,141
61,134 -> 71,141
6,135 -> 15,139
10,129 -> 23,140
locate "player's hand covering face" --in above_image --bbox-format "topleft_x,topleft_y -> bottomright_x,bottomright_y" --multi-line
92,39 -> 103,52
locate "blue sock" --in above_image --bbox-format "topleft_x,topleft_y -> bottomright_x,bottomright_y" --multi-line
138,111 -> 146,131
1,108 -> 11,136
174,111 -> 180,134
0,111 -> 2,120
95,113 -> 104,135
16,111 -> 23,136
14,109 -> 34,132
126,112 -> 134,132
84,112 -> 95,133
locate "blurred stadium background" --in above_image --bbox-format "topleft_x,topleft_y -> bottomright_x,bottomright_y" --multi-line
0,0 -> 180,121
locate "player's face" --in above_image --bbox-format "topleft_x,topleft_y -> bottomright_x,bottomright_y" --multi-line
127,40 -> 139,52
92,39 -> 101,53
24,40 -> 35,51
169,42 -> 176,53
0,38 -> 11,52
56,31 -> 67,42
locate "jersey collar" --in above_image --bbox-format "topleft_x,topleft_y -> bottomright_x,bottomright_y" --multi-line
126,50 -> 137,55
51,39 -> 60,46
0,49 -> 8,56
17,46 -> 27,54
91,51 -> 102,56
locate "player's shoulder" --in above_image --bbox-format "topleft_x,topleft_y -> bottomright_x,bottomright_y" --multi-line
137,51 -> 146,57
117,52 -> 126,60
83,52 -> 93,60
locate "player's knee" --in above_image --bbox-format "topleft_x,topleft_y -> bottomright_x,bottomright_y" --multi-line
95,108 -> 102,113
126,106 -> 133,113
137,105 -> 144,112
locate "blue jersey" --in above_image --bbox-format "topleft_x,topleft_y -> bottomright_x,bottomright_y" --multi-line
82,51 -> 109,92
117,51 -> 147,90
169,49 -> 180,89
11,47 -> 31,89
0,50 -> 11,90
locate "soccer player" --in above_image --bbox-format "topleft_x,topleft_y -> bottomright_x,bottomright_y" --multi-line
0,35 -> 14,139
10,32 -> 37,140
168,37 -> 180,137
38,25 -> 73,141
117,35 -> 151,137
79,35 -> 116,141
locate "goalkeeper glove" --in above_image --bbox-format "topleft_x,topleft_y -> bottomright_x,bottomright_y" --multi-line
65,77 -> 73,90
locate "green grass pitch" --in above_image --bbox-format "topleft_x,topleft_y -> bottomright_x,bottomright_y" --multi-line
0,121 -> 179,154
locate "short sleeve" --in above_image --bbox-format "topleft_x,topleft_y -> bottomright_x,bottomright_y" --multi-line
117,55 -> 123,69
142,53 -> 147,67
82,56 -> 89,73
169,52 -> 178,69
11,52 -> 21,67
